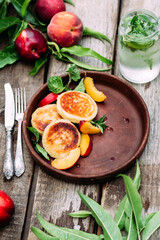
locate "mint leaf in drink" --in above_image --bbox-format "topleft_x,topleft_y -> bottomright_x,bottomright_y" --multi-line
91,115 -> 107,134
48,76 -> 65,94
74,78 -> 85,92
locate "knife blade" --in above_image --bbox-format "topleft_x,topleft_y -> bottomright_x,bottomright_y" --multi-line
3,83 -> 15,180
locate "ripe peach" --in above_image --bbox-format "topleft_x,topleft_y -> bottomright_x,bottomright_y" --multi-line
47,11 -> 83,47
51,148 -> 80,170
80,133 -> 92,157
35,0 -> 66,23
84,77 -> 107,102
79,120 -> 101,134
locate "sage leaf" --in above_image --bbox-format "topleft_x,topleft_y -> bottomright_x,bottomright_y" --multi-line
119,174 -> 143,240
0,17 -> 21,33
27,127 -> 39,142
37,212 -> 102,240
0,44 -> 20,68
29,54 -> 48,76
74,78 -> 85,92
48,76 -> 65,94
142,211 -> 160,240
69,210 -> 92,218
35,143 -> 50,161
83,27 -> 112,45
21,0 -> 31,18
125,213 -> 137,240
78,191 -> 123,240
31,227 -> 60,240
61,53 -> 112,72
61,45 -> 113,65
63,0 -> 75,6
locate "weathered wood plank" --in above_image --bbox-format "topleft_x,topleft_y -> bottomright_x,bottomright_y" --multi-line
0,37 -> 45,239
27,0 -> 119,239
102,0 -> 160,239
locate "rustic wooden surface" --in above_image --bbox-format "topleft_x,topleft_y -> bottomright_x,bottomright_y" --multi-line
0,0 -> 160,239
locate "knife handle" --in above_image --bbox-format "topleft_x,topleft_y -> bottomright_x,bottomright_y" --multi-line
3,129 -> 14,180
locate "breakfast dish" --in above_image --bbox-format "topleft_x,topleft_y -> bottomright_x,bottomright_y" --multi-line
56,91 -> 98,123
31,104 -> 62,135
42,119 -> 80,158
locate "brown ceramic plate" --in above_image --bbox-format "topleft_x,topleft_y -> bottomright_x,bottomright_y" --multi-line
23,72 -> 150,184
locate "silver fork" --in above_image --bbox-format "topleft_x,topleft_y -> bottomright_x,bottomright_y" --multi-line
14,88 -> 26,177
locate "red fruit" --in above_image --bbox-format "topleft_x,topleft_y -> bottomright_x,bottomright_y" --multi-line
80,133 -> 92,157
35,0 -> 66,23
47,11 -> 83,47
15,29 -> 48,62
0,190 -> 15,226
38,92 -> 58,107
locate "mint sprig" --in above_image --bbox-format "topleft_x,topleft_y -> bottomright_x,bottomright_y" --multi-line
91,115 -> 107,133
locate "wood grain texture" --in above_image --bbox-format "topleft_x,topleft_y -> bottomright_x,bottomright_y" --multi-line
0,36 -> 45,239
27,0 -> 119,239
102,0 -> 160,239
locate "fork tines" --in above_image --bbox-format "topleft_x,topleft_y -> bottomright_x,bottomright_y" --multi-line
15,88 -> 26,115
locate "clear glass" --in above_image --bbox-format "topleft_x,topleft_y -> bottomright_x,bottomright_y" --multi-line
118,9 -> 160,84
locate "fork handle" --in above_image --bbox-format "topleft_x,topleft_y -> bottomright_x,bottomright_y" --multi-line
14,120 -> 25,177
3,129 -> 14,180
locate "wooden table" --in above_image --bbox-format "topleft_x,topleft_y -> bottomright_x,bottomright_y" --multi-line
0,0 -> 160,239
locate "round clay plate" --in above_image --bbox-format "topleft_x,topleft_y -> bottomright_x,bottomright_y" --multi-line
23,72 -> 150,184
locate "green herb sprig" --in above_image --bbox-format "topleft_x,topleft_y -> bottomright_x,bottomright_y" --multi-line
27,127 -> 50,161
91,115 -> 107,133
31,161 -> 160,240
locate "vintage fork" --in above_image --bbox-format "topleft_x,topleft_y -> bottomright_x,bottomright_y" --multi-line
14,88 -> 26,177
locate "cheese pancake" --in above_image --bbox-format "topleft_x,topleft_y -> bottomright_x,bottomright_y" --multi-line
31,104 -> 62,135
42,119 -> 80,158
57,91 -> 98,123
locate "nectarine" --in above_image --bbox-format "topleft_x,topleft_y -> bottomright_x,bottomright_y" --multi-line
80,133 -> 92,157
51,148 -> 80,170
79,120 -> 101,134
47,12 -> 83,47
35,0 -> 66,23
84,77 -> 107,102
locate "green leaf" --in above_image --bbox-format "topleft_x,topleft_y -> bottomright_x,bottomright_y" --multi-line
0,16 -> 21,33
74,78 -> 85,92
27,127 -> 39,142
141,212 -> 156,232
119,174 -> 143,240
125,213 -> 137,240
78,191 -> 123,240
31,227 -> 60,240
21,0 -> 31,18
0,44 -> 20,68
61,53 -> 112,72
66,64 -> 81,82
69,210 -> 92,218
48,76 -> 65,94
0,0 -> 8,19
83,27 -> 112,45
37,211 -> 102,240
35,143 -> 50,160
61,45 -> 113,65
8,20 -> 28,43
91,115 -> 107,134
63,0 -> 75,6
142,211 -> 160,240
29,54 -> 48,76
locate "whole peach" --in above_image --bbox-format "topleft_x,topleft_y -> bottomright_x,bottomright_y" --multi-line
35,0 -> 66,23
47,11 -> 83,48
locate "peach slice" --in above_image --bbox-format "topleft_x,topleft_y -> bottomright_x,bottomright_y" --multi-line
80,133 -> 92,157
84,77 -> 107,102
79,120 -> 101,134
51,148 -> 80,170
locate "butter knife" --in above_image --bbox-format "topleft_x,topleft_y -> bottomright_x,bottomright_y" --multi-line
3,83 -> 15,180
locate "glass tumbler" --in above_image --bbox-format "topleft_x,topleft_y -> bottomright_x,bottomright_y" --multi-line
118,9 -> 160,84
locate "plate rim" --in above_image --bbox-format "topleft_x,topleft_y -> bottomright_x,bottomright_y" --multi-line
23,71 -> 150,183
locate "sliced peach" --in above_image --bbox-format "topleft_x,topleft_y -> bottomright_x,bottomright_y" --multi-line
51,147 -> 80,170
84,77 -> 107,102
79,120 -> 101,134
80,133 -> 92,157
